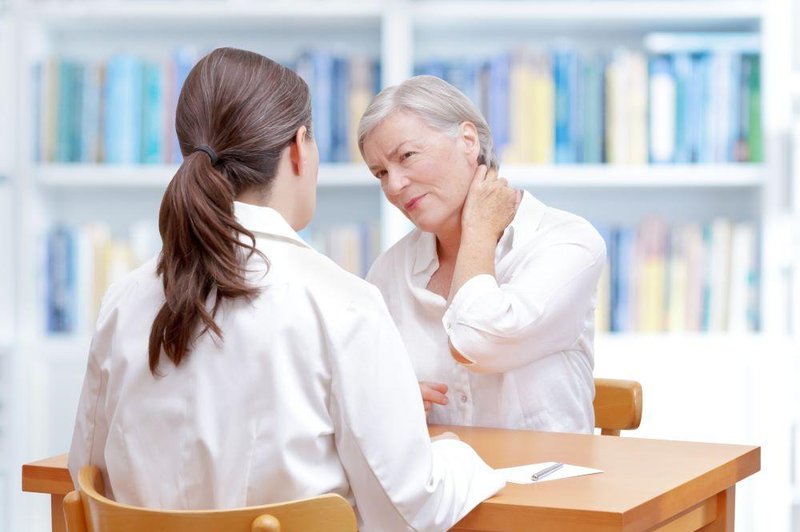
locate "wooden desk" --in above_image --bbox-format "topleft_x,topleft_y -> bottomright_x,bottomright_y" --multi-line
22,426 -> 759,532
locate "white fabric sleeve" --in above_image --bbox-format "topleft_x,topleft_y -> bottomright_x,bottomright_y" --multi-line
68,302 -> 116,489
442,235 -> 606,374
329,288 -> 505,532
67,275 -> 135,490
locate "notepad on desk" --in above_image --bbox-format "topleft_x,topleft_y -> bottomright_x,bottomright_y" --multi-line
497,461 -> 602,484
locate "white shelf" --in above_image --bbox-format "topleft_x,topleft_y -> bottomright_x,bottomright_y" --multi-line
32,1 -> 382,31
501,164 -> 764,188
35,163 -> 376,189
413,1 -> 762,31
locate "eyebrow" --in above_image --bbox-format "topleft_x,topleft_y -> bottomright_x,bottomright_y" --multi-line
368,141 -> 412,174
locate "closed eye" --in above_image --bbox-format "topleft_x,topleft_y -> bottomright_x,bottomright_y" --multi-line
373,169 -> 387,179
401,151 -> 415,161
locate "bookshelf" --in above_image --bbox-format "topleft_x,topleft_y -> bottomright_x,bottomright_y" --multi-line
4,1 -> 798,531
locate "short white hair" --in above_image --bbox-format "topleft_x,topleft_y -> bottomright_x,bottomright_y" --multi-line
357,75 -> 498,170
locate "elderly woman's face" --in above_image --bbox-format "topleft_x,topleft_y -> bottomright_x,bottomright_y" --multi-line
362,111 -> 478,235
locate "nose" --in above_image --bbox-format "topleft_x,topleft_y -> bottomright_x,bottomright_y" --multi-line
383,168 -> 409,198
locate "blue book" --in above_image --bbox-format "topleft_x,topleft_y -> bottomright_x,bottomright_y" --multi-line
104,54 -> 143,164
141,61 -> 164,164
580,54 -> 605,164
372,60 -> 382,95
332,57 -> 349,163
673,54 -> 692,163
610,226 -> 634,333
553,47 -> 578,164
309,51 -> 334,163
56,60 -> 73,163
487,54 -> 510,159
685,53 -> 704,163
693,53 -> 713,163
46,225 -> 76,333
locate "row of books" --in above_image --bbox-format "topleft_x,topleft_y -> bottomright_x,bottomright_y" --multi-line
43,219 -> 380,333
595,218 -> 759,334
33,49 -> 379,166
416,33 -> 761,165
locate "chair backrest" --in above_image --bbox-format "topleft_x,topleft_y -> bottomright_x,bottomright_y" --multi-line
63,465 -> 357,532
593,378 -> 643,436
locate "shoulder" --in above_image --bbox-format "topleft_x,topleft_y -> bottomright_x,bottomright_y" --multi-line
533,205 -> 607,261
97,256 -> 161,323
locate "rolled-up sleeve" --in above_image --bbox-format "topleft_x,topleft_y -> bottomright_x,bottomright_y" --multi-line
329,288 -> 505,531
443,232 -> 606,375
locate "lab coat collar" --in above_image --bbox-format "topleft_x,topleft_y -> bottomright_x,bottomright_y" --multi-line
233,201 -> 311,249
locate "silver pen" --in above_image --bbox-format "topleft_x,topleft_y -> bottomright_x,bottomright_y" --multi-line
531,462 -> 564,481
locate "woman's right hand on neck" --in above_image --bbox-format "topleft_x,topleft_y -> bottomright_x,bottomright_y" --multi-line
460,165 -> 518,244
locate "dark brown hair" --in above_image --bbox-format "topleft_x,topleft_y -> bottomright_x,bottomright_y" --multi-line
148,47 -> 312,375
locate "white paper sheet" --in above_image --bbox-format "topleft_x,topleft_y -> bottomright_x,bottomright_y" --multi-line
497,461 -> 603,484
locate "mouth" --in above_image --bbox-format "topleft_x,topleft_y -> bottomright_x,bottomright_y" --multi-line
403,194 -> 427,211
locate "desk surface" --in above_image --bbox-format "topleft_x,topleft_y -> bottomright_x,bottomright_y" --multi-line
22,426 -> 759,532
430,425 -> 759,531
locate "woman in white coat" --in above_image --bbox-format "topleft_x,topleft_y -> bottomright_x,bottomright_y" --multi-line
68,48 -> 503,531
359,76 -> 606,433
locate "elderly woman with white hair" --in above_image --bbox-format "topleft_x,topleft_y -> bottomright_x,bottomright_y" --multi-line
359,76 -> 606,433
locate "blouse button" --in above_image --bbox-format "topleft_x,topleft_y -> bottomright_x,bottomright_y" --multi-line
460,394 -> 468,403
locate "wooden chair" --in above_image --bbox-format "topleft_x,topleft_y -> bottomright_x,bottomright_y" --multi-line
593,378 -> 643,436
63,465 -> 357,532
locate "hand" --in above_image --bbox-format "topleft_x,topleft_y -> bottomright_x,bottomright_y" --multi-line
461,165 -> 519,242
420,381 -> 448,415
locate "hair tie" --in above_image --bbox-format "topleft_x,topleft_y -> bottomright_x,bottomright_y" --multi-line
193,145 -> 219,165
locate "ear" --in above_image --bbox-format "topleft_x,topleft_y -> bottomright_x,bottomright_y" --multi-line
458,121 -> 481,164
288,126 -> 310,176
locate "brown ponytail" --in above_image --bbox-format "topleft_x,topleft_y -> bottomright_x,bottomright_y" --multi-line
148,47 -> 312,375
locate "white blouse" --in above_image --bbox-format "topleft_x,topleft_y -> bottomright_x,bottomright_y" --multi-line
367,192 -> 605,433
69,201 -> 504,532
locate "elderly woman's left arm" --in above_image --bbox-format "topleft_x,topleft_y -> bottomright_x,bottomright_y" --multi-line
443,233 -> 606,374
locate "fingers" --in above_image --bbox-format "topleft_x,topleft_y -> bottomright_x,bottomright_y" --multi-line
426,381 -> 448,394
471,164 -> 489,187
420,381 -> 449,406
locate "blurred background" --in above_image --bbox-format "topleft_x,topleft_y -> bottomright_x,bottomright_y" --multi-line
1,0 -> 799,530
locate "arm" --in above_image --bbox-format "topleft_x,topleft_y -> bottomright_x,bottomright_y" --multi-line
67,277 -> 133,489
68,315 -> 113,488
329,288 -> 504,532
449,165 -> 518,302
444,229 -> 606,374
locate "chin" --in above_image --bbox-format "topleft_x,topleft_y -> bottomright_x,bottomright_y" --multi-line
409,214 -> 445,235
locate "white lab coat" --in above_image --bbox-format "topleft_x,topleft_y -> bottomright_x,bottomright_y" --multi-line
69,201 -> 504,531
